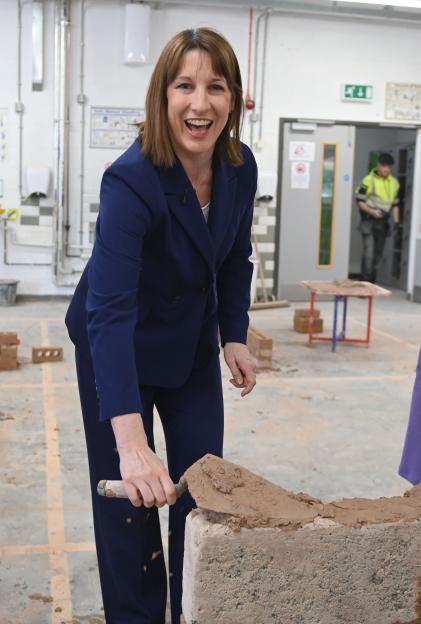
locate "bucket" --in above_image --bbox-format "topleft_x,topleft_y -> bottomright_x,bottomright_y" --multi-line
0,280 -> 19,306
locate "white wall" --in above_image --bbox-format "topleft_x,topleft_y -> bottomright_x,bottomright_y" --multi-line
1,0 -> 421,293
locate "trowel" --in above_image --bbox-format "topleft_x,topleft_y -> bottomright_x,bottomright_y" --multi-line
97,454 -> 323,527
97,476 -> 188,500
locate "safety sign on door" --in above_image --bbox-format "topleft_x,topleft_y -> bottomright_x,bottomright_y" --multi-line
289,141 -> 315,162
291,162 -> 310,189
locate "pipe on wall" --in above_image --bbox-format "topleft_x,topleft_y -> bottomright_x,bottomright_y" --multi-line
258,9 -> 270,144
249,8 -> 272,150
17,0 -> 24,199
65,0 -> 97,259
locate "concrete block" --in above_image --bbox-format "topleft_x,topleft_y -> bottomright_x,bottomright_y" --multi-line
252,224 -> 267,235
256,242 -> 275,253
182,504 -> 421,624
258,215 -> 276,226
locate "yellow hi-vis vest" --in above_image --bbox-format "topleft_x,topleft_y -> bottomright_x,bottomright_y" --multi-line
355,169 -> 399,213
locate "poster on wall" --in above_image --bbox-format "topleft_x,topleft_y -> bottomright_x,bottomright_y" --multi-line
291,162 -> 310,189
289,141 -> 315,162
385,83 -> 421,122
90,106 -> 145,149
0,108 -> 8,163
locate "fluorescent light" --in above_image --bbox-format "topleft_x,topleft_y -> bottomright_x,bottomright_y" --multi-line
334,0 -> 421,9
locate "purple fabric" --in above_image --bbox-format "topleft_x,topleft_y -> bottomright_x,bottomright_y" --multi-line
399,349 -> 421,485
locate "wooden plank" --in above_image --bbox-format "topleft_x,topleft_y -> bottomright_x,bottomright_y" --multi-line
301,280 -> 391,297
250,300 -> 290,310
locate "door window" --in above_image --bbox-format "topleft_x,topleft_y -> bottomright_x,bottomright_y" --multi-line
318,143 -> 337,267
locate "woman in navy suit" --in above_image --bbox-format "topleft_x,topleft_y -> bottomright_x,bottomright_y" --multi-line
66,27 -> 257,624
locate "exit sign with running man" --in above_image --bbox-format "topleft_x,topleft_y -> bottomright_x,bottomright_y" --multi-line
342,84 -> 373,102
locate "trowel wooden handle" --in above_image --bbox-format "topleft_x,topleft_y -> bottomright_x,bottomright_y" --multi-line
97,479 -> 187,500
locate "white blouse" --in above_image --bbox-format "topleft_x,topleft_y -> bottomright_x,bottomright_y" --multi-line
201,201 -> 210,223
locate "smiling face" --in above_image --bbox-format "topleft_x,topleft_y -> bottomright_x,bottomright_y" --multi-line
166,49 -> 232,163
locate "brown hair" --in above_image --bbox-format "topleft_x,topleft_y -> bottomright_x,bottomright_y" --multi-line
138,28 -> 244,168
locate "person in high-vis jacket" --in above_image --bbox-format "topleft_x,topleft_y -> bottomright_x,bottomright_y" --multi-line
355,153 -> 400,283
65,28 -> 257,624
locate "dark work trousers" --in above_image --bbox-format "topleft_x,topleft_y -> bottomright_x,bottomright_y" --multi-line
75,348 -> 224,624
359,218 -> 389,282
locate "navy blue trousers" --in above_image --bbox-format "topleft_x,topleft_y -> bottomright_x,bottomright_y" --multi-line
75,349 -> 224,624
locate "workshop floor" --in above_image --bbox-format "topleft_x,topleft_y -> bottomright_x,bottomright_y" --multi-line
0,291 -> 419,623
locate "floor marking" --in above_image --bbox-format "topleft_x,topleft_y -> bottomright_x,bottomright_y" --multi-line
256,374 -> 413,385
0,541 -> 96,557
0,317 -> 65,323
348,316 -> 419,351
0,382 -> 78,389
41,321 -> 73,623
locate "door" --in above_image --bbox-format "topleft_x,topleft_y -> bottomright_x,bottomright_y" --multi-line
276,121 -> 355,300
376,143 -> 415,289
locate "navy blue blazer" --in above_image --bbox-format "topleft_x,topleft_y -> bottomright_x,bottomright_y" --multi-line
65,139 -> 257,421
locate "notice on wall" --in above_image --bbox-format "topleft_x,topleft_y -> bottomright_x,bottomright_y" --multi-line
385,83 -> 421,122
289,141 -> 315,162
90,106 -> 145,149
291,162 -> 310,189
0,109 -> 8,163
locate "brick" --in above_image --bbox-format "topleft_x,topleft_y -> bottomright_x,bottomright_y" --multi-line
294,308 -> 321,319
32,347 -> 63,363
0,359 -> 18,370
294,315 -> 323,334
0,332 -> 18,346
0,345 -> 18,360
247,326 -> 273,369
182,508 -> 421,624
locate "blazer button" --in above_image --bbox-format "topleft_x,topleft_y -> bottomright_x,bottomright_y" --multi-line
171,294 -> 182,304
201,286 -> 207,294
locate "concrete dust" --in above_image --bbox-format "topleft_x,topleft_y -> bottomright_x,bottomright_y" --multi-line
184,454 -> 421,529
28,593 -> 53,603
71,616 -> 105,624
0,412 -> 14,421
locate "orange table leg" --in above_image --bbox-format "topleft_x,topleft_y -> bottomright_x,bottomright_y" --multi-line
366,296 -> 373,345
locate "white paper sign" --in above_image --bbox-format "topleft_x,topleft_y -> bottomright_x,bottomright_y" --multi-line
291,162 -> 310,189
289,141 -> 315,162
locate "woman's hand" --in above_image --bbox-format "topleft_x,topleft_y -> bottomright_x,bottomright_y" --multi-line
111,413 -> 177,509
223,342 -> 257,397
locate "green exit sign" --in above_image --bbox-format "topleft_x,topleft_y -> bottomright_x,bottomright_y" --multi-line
342,84 -> 373,102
